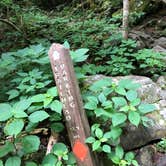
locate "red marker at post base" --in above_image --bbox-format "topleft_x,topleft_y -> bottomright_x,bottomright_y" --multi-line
73,139 -> 88,162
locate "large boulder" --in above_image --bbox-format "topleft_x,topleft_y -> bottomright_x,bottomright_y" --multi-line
153,37 -> 166,49
84,75 -> 166,150
136,145 -> 166,166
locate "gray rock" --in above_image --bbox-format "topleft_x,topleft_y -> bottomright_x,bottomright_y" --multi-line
136,145 -> 155,166
153,45 -> 166,54
155,154 -> 166,166
84,75 -> 166,150
153,37 -> 166,49
153,45 -> 166,64
136,145 -> 166,166
129,30 -> 153,48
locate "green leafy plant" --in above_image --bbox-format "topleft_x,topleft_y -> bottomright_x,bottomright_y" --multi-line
134,49 -> 165,75
0,86 -> 64,164
84,78 -> 156,165
0,42 -> 90,165
156,138 -> 166,153
42,143 -> 76,166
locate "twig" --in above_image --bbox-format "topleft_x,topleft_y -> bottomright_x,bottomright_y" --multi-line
46,131 -> 59,155
0,18 -> 30,43
0,18 -> 22,32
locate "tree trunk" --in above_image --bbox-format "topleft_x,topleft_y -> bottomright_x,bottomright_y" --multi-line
122,0 -> 129,40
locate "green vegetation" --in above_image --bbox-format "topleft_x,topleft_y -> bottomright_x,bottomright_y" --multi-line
84,78 -> 155,165
156,138 -> 166,153
0,0 -> 165,165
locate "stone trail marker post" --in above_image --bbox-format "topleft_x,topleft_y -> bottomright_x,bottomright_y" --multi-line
48,43 -> 97,166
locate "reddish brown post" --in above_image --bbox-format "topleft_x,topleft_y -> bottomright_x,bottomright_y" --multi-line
48,43 -> 97,166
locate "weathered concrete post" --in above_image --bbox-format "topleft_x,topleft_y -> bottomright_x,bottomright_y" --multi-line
48,43 -> 97,166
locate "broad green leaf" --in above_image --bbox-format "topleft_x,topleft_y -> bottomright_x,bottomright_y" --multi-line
27,103 -> 43,114
57,161 -> 62,166
52,143 -> 68,156
49,112 -> 62,122
13,99 -> 32,112
42,154 -> 58,166
4,119 -> 24,137
5,156 -> 21,166
12,110 -> 28,118
51,122 -> 64,133
109,126 -> 122,140
128,111 -> 140,127
115,87 -> 126,95
115,145 -> 124,159
125,82 -> 141,90
6,89 -> 19,100
75,48 -> 89,56
0,160 -> 3,166
94,108 -> 104,117
44,96 -> 53,107
25,122 -> 38,132
119,79 -> 141,90
30,44 -> 45,54
50,100 -> 62,114
103,87 -> 113,96
129,105 -> 137,111
100,138 -> 108,142
85,137 -> 96,143
95,128 -> 103,139
89,78 -> 112,92
29,111 -> 49,123
0,103 -> 12,121
47,87 -> 58,97
22,135 -> 40,154
25,161 -> 37,166
119,79 -> 133,88
103,132 -> 111,139
91,124 -> 100,134
125,152 -> 134,161
87,96 -> 98,105
112,97 -> 127,108
102,145 -> 111,153
65,152 -> 76,165
132,160 -> 139,166
138,104 -> 156,114
70,48 -> 89,62
0,141 -> 14,158
130,98 -> 141,106
84,102 -> 97,110
101,100 -> 113,109
62,154 -> 68,160
63,41 -> 70,49
119,105 -> 129,112
126,90 -> 137,101
112,113 -> 127,126
31,94 -> 45,102
108,152 -> 120,164
98,93 -> 106,103
92,140 -> 101,151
